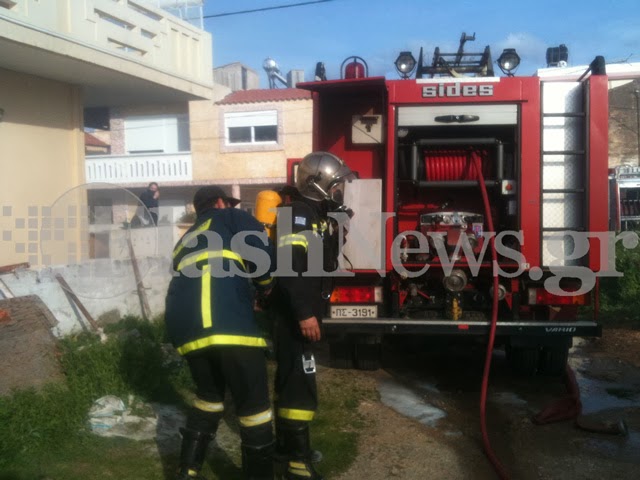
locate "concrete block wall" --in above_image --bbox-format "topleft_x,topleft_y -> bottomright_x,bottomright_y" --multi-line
0,258 -> 172,337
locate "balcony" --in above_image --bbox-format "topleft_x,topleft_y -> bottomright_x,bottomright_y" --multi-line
0,0 -> 213,106
86,153 -> 193,185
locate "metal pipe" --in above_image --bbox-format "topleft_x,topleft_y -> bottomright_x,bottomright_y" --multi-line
496,141 -> 504,180
411,143 -> 419,182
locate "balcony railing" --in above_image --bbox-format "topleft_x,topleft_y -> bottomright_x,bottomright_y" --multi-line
86,153 -> 193,184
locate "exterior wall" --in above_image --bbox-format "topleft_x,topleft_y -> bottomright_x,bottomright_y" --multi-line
0,69 -> 84,267
189,98 -> 313,184
1,258 -> 172,336
0,0 -> 213,99
86,144 -> 110,155
609,79 -> 640,167
88,185 -> 200,226
214,63 -> 260,92
90,130 -> 112,147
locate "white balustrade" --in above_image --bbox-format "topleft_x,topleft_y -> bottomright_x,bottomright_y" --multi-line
86,153 -> 193,184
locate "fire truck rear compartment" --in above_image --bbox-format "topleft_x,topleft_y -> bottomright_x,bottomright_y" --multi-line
395,118 -> 520,320
325,102 -> 598,371
301,73 -> 606,376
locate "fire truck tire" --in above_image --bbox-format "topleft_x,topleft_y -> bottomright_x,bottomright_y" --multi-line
538,345 -> 570,376
329,341 -> 354,369
354,337 -> 382,371
505,345 -> 539,376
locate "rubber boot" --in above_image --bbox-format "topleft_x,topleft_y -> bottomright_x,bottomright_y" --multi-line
276,422 -> 323,480
275,448 -> 322,465
275,422 -> 322,465
241,441 -> 275,480
175,427 -> 214,480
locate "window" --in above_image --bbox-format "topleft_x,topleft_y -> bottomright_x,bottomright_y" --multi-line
228,126 -> 251,143
124,114 -> 190,154
225,111 -> 278,145
255,125 -> 278,142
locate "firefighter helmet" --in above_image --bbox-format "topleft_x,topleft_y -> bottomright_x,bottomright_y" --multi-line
296,151 -> 355,204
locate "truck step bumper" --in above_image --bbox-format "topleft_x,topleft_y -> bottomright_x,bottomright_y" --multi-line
322,319 -> 601,337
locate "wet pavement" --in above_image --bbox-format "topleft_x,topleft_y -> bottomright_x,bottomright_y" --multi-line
374,337 -> 640,479
377,377 -> 447,427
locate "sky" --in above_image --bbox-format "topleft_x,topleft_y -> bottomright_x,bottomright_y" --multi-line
200,0 -> 640,87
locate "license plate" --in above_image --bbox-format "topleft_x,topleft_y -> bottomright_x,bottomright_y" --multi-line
330,305 -> 378,319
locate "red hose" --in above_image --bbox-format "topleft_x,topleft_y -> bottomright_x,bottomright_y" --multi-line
425,149 -> 490,181
471,152 -> 510,480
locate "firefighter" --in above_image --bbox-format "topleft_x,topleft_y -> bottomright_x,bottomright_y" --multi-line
271,152 -> 354,480
165,186 -> 275,480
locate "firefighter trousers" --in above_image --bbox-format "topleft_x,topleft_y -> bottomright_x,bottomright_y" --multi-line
273,313 -> 318,423
184,346 -> 273,446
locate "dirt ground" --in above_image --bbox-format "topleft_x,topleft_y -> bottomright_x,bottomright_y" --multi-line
318,327 -> 640,480
586,328 -> 640,368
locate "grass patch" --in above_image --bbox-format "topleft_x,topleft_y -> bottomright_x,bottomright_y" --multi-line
0,315 -> 193,472
313,368 -> 375,475
0,316 -> 374,478
598,233 -> 640,329
0,435 -> 167,480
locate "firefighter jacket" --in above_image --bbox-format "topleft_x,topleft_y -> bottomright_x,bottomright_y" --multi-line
272,197 -> 341,322
165,207 -> 274,356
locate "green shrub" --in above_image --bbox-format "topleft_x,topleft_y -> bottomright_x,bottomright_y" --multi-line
599,232 -> 640,327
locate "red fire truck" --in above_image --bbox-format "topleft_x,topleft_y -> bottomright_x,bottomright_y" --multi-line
289,36 -> 609,375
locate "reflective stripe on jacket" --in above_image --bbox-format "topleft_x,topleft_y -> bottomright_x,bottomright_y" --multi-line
165,207 -> 274,355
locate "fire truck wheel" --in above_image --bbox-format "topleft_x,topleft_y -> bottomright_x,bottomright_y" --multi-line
329,340 -> 354,369
354,337 -> 382,371
538,345 -> 570,376
505,345 -> 540,376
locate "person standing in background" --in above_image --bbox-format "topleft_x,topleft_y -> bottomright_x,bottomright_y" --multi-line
138,182 -> 160,226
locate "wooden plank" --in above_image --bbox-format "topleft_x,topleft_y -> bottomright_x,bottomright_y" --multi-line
0,262 -> 30,274
126,234 -> 151,321
0,278 -> 15,299
55,274 -> 100,331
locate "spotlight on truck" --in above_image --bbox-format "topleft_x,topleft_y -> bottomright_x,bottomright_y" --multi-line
497,48 -> 520,76
395,51 -> 417,79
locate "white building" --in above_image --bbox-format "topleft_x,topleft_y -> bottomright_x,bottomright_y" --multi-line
0,0 -> 213,267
